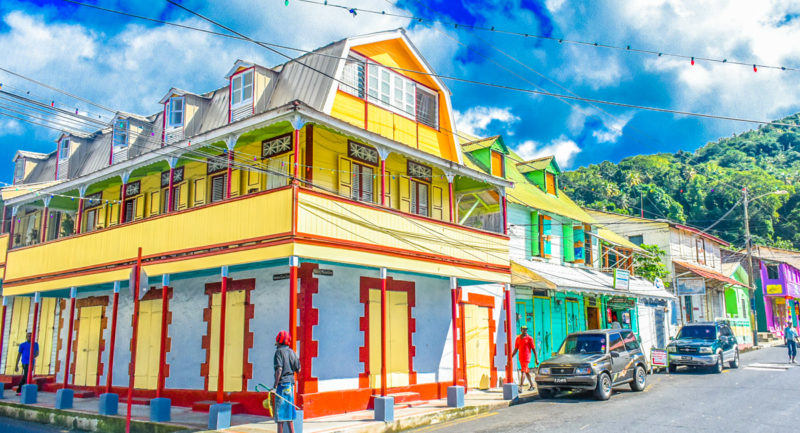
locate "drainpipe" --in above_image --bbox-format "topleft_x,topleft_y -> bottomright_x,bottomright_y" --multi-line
289,257 -> 298,348
167,158 -> 177,213
225,136 -> 236,200
0,298 -> 7,380
290,115 -> 306,182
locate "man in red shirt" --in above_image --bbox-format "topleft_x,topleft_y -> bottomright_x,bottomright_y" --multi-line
511,326 -> 539,391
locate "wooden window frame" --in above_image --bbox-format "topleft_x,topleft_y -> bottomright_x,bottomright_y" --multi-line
210,173 -> 227,203
410,179 -> 429,217
352,162 -> 375,203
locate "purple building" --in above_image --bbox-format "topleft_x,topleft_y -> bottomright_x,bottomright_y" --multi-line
759,261 -> 800,335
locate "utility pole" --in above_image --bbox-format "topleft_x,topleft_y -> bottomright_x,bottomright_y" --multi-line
742,187 -> 759,346
640,190 -> 644,218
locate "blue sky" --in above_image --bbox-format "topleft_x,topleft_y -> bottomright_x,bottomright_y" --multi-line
1,0 -> 799,183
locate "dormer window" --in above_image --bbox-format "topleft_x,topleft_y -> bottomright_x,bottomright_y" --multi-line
490,150 -> 504,177
59,139 -> 70,160
545,171 -> 557,195
14,159 -> 24,183
113,119 -> 129,149
168,97 -> 184,127
231,70 -> 254,106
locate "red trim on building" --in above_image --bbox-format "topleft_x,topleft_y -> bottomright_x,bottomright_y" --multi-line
458,292 -> 498,389
70,296 -> 109,387
297,263 -> 320,399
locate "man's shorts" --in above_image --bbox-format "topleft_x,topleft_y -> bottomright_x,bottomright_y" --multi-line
520,362 -> 531,373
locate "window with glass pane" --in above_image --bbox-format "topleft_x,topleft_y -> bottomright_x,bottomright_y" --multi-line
211,174 -> 227,202
231,70 -> 254,106
415,88 -> 437,128
60,139 -> 70,160
14,160 -> 23,181
85,209 -> 97,232
169,97 -> 184,127
114,120 -> 129,148
411,180 -> 429,216
124,199 -> 135,223
341,57 -> 365,98
352,163 -> 374,202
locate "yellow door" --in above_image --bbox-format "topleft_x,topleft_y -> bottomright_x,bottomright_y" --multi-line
34,298 -> 57,375
4,297 -> 31,375
134,299 -> 163,389
208,290 -> 245,392
368,289 -> 410,389
73,306 -> 103,386
464,304 -> 491,390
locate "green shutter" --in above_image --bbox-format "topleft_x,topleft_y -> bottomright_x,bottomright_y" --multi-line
531,211 -> 540,257
563,224 -> 575,262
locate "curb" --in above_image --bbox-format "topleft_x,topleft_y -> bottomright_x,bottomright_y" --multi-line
0,400 -> 194,433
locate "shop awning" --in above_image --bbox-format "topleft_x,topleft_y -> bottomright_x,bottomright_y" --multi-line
511,260 -> 673,300
673,260 -> 745,287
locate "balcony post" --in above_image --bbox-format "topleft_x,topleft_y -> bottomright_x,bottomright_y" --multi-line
289,257 -> 298,349
290,115 -> 306,182
377,147 -> 390,207
503,284 -> 513,384
40,196 -> 51,243
27,292 -> 41,386
8,207 -> 17,249
105,282 -> 120,394
167,157 -> 177,213
0,298 -> 7,382
380,267 -> 388,397
216,266 -> 229,404
124,248 -> 143,433
445,173 -> 456,223
119,171 -> 131,224
62,288 -> 77,388
500,190 -> 508,235
225,136 -> 236,200
75,189 -> 86,235
450,277 -> 459,387
156,275 -> 170,398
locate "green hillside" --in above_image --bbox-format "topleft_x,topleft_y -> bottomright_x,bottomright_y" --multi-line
562,113 -> 800,249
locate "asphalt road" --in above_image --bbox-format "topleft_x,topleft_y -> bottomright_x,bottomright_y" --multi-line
408,346 -> 800,433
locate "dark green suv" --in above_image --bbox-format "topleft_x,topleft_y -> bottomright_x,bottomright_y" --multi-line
667,321 -> 740,373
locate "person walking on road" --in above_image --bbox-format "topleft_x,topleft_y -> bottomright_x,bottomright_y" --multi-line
511,326 -> 539,391
785,321 -> 798,364
273,330 -> 301,433
15,332 -> 38,395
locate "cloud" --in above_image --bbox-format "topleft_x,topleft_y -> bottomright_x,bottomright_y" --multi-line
515,135 -> 581,167
0,119 -> 24,135
591,112 -> 633,143
455,106 -> 520,137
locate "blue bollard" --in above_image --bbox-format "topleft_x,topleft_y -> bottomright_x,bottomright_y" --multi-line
447,385 -> 464,408
20,384 -> 37,404
98,393 -> 119,415
55,389 -> 74,409
374,396 -> 394,422
209,403 -> 232,430
150,397 -> 171,422
503,383 -> 518,401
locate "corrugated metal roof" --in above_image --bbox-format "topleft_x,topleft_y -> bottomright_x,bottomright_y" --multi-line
22,153 -> 56,183
196,88 -> 229,133
76,132 -> 111,177
15,150 -> 49,161
268,39 -> 346,111
516,156 -> 553,174
461,136 -> 500,153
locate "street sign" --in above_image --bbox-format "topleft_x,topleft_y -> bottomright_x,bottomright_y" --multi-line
676,277 -> 706,296
128,266 -> 148,299
651,348 -> 668,367
613,269 -> 630,290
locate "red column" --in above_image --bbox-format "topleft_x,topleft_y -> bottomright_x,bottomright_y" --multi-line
119,185 -> 127,224
216,268 -> 229,404
75,198 -> 84,235
27,294 -> 40,385
62,290 -> 76,388
289,257 -> 298,348
450,278 -> 459,387
156,282 -> 170,398
501,194 -> 508,235
380,268 -> 388,397
125,248 -> 143,433
380,159 -> 387,207
105,283 -> 120,394
504,285 -> 513,384
8,211 -> 16,249
225,151 -> 234,199
167,168 -> 175,213
40,207 -> 48,243
292,129 -> 300,180
448,179 -> 455,223
0,300 -> 7,380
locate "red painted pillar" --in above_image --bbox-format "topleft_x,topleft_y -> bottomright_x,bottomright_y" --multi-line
448,179 -> 455,223
27,294 -> 40,385
501,194 -> 508,235
167,167 -> 175,213
105,283 -> 120,394
125,248 -> 143,433
8,210 -> 16,249
380,159 -> 387,207
293,129 -> 300,180
216,267 -> 229,404
504,284 -> 513,384
450,277 -> 459,387
40,207 -> 48,243
62,289 -> 76,388
156,279 -> 170,398
380,268 -> 388,397
75,198 -> 84,235
225,150 -> 234,199
0,299 -> 7,379
119,184 -> 127,224
289,257 -> 298,349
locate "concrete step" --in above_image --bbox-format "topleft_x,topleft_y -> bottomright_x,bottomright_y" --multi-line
119,397 -> 150,406
388,392 -> 421,404
191,400 -> 245,414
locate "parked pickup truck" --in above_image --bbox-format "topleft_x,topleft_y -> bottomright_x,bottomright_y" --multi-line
666,320 -> 740,373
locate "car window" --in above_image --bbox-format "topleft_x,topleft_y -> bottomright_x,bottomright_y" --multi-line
720,326 -> 732,337
677,325 -> 716,340
622,331 -> 640,351
609,332 -> 625,353
558,334 -> 607,355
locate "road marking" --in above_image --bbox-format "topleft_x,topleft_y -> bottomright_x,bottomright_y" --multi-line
744,363 -> 792,371
414,411 -> 498,432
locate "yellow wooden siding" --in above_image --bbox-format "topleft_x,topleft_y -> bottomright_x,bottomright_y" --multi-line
6,189 -> 293,283
338,156 -> 352,198
207,290 -> 245,392
431,186 -> 443,220
193,178 -> 206,206
133,299 -> 162,390
134,195 -> 145,220
330,92 -> 366,129
73,305 -> 102,387
398,177 -> 410,213
464,304 -> 491,390
34,297 -> 57,375
368,289 -> 409,389
4,296 -> 30,374
230,169 -> 241,197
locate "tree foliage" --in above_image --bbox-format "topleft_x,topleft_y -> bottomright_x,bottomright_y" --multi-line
563,113 -> 800,249
633,244 -> 671,286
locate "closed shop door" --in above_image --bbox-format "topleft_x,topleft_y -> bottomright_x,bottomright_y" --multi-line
4,297 -> 31,375
368,289 -> 410,389
134,299 -> 163,390
515,301 -> 533,369
637,305 -> 656,357
533,297 -> 552,361
464,304 -> 491,390
565,300 -> 580,334
208,290 -> 246,392
35,297 -> 58,375
74,306 -> 103,386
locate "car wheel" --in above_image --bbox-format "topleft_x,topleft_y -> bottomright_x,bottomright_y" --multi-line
729,349 -> 740,368
713,352 -> 723,373
668,364 -> 676,373
593,373 -> 612,401
538,388 -> 554,399
630,365 -> 646,392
